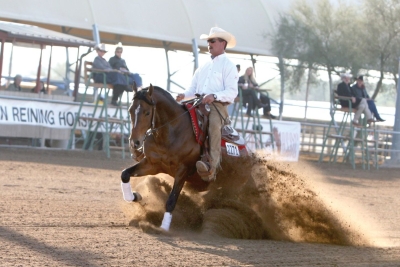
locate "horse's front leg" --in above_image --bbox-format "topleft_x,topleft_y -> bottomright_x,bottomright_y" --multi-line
120,158 -> 159,202
160,170 -> 188,231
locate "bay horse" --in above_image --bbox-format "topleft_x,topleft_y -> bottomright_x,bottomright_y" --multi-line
120,84 -> 249,231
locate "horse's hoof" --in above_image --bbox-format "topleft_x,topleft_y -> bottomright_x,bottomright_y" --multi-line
133,192 -> 142,202
138,221 -> 172,236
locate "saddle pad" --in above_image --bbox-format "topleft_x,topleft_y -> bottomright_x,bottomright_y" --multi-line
184,103 -> 248,155
184,103 -> 204,145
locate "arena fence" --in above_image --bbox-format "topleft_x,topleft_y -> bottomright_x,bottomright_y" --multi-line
299,121 -> 400,166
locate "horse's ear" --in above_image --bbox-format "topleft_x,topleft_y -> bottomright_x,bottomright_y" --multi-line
148,84 -> 154,96
132,82 -> 138,94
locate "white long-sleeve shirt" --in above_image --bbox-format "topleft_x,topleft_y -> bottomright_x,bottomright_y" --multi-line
183,53 -> 238,104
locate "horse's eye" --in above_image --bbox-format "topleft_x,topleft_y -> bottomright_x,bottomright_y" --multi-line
145,111 -> 151,116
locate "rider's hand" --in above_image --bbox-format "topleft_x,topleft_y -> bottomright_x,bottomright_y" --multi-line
202,94 -> 215,104
351,97 -> 356,103
176,93 -> 185,102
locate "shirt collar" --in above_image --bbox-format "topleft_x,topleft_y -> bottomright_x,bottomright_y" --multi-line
211,53 -> 226,60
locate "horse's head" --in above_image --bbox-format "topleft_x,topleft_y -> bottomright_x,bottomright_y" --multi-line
128,84 -> 155,152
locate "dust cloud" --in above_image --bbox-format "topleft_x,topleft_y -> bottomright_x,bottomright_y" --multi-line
122,153 -> 368,246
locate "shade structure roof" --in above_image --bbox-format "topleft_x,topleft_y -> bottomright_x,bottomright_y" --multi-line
0,20 -> 95,47
0,0 -> 292,55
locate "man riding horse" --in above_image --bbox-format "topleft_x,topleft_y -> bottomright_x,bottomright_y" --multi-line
176,27 -> 238,182
121,27 -> 241,231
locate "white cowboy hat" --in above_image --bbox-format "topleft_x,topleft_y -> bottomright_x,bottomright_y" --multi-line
340,72 -> 352,78
200,27 -> 236,48
94,43 -> 108,52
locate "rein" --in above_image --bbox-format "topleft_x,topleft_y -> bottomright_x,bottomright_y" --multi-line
142,96 -> 204,141
212,102 -> 231,125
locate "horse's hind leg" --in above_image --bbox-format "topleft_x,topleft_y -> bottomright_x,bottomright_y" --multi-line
160,177 -> 186,231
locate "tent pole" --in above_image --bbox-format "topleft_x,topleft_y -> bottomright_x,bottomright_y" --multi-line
7,43 -> 13,87
65,47 -> 70,94
278,54 -> 285,120
92,24 -> 100,45
0,39 -> 4,83
192,38 -> 198,72
35,44 -> 44,93
88,0 -> 100,45
73,47 -> 81,99
46,45 -> 53,94
163,41 -> 171,92
250,54 -> 256,76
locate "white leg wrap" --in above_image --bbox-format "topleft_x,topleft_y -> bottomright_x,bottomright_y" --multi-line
160,212 -> 172,231
121,182 -> 135,202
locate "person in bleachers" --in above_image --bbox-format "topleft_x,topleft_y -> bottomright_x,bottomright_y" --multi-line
238,67 -> 275,119
108,45 -> 143,92
6,75 -> 22,91
337,73 -> 373,126
31,81 -> 47,94
236,64 -> 241,73
92,43 -> 136,106
351,75 -> 385,122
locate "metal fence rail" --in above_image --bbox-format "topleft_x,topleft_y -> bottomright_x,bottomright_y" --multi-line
299,121 -> 400,164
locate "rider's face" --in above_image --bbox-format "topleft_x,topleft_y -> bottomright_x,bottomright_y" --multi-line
207,38 -> 226,57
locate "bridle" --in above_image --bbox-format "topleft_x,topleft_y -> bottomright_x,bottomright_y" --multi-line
129,90 -> 228,161
132,92 -> 203,143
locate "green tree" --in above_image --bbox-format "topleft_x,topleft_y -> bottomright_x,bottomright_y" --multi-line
360,0 -> 400,99
272,0 -> 360,106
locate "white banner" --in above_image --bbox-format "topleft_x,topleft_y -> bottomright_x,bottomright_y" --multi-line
0,98 -> 130,132
1,98 -> 300,161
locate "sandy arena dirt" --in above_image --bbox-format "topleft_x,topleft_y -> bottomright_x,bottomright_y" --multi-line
0,147 -> 400,266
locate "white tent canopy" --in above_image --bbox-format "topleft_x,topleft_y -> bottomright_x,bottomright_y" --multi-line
0,0 -> 291,56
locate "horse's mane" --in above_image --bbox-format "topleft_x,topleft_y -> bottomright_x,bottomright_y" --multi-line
134,86 -> 177,106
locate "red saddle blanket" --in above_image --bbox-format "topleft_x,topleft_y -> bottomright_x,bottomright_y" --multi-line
184,103 -> 247,157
